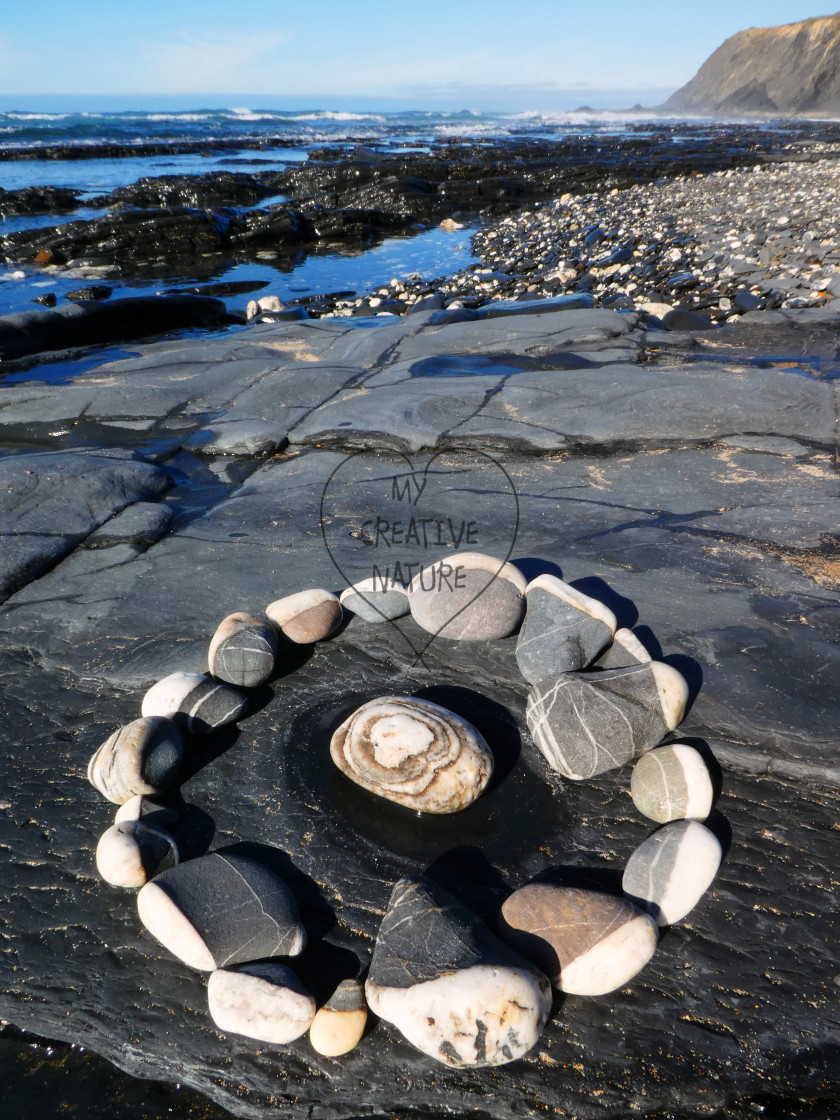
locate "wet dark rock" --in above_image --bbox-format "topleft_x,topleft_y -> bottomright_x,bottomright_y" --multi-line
95,171 -> 286,210
1,207 -> 238,268
0,447 -> 169,603
661,308 -> 716,331
65,286 -> 113,302
82,502 -> 174,550
0,183 -> 80,217
0,295 -> 237,360
32,292 -> 57,306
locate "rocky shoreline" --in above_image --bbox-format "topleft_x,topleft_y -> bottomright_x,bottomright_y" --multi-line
326,155 -> 840,324
4,127 -> 840,363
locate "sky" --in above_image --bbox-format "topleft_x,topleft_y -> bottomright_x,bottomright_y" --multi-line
0,1 -> 830,108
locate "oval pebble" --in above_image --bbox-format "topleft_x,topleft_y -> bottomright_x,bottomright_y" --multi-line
87,716 -> 183,804
622,819 -> 722,927
208,962 -> 315,1044
114,795 -> 178,827
409,551 -> 526,641
593,627 -> 652,670
631,743 -> 714,823
208,611 -> 278,688
330,695 -> 493,814
498,884 -> 658,995
309,979 -> 367,1056
265,589 -> 342,643
141,671 -> 248,735
339,577 -> 409,622
95,819 -> 179,889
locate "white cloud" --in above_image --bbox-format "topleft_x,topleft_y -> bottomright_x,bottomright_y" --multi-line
140,30 -> 290,94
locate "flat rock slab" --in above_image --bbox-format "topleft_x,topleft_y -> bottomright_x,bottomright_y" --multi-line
0,447 -> 169,602
0,306 -> 838,1119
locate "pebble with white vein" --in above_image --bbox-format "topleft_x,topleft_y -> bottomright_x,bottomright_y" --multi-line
515,574 -> 617,683
208,611 -> 278,688
526,661 -> 688,779
622,819 -> 722,926
137,850 -> 306,970
141,671 -> 248,734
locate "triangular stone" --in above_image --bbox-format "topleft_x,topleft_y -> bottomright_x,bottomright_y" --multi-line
526,662 -> 687,779
366,875 -> 550,1068
516,575 -> 616,683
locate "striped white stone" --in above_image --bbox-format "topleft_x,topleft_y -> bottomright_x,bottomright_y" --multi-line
631,743 -> 714,823
623,820 -> 722,927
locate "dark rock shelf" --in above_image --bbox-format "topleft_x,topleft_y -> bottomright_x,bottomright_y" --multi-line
0,303 -> 837,1118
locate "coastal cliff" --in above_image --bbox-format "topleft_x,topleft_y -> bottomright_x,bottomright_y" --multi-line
663,11 -> 840,116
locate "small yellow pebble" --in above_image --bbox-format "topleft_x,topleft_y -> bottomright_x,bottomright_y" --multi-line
309,980 -> 367,1057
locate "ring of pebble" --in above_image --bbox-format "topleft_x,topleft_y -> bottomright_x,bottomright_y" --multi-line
86,551 -> 723,1069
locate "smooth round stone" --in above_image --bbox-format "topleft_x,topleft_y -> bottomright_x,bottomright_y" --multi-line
330,696 -> 493,814
631,743 -> 714,823
265,589 -> 343,643
498,884 -> 658,995
95,820 -> 179,889
409,552 -> 526,641
515,574 -> 617,683
87,716 -> 183,804
137,850 -> 306,971
339,578 -> 409,622
208,962 -> 315,1044
623,820 -> 722,927
309,979 -> 368,1057
526,661 -> 688,779
367,876 -> 551,1068
208,611 -> 278,688
141,672 -> 248,735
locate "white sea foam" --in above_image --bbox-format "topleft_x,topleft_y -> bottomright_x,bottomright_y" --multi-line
145,113 -> 216,122
3,112 -> 70,121
290,111 -> 385,122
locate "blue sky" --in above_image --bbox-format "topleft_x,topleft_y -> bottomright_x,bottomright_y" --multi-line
0,2 -> 827,106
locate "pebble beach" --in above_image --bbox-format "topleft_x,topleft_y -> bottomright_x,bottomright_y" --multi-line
327,152 -> 840,322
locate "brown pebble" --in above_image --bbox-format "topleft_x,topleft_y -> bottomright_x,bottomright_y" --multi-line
265,589 -> 342,643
